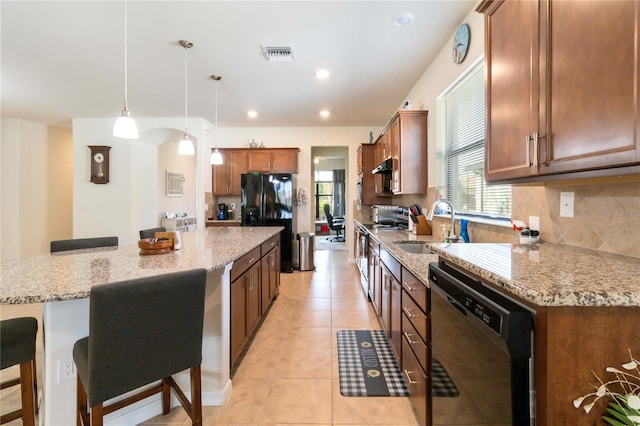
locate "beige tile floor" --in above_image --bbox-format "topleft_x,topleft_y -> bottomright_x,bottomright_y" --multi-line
0,248 -> 419,425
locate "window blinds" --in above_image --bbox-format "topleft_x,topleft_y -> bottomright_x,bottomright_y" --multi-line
444,63 -> 511,217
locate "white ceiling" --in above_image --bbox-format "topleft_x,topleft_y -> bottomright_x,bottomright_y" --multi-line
1,1 -> 476,129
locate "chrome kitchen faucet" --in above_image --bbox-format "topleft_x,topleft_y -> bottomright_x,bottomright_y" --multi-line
426,199 -> 459,242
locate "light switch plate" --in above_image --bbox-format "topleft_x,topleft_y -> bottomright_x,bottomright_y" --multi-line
560,192 -> 574,218
529,216 -> 540,232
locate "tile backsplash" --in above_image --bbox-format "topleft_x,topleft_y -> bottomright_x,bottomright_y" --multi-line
394,177 -> 640,259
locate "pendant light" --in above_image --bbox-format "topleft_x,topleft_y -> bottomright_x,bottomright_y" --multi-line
113,0 -> 139,139
210,75 -> 223,165
177,40 -> 195,156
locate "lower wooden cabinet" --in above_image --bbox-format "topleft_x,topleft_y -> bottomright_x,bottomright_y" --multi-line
230,261 -> 261,367
402,335 -> 430,426
260,235 -> 280,313
380,247 -> 402,360
401,267 -> 431,426
230,234 -> 281,369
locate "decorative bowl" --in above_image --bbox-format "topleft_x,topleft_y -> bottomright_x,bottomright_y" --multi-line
138,238 -> 172,255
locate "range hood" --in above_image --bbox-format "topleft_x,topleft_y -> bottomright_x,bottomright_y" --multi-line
371,157 -> 392,174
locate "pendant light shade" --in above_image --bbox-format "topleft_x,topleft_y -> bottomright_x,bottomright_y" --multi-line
210,148 -> 223,165
113,0 -> 138,139
210,74 -> 224,165
178,134 -> 195,155
178,40 -> 195,156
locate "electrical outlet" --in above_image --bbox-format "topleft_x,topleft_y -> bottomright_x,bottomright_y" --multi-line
529,216 -> 540,232
560,192 -> 574,218
57,357 -> 76,383
230,203 -> 236,210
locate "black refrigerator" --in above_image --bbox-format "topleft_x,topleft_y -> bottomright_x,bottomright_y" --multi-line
241,173 -> 294,272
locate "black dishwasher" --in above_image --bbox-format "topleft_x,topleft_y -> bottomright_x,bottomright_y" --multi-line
428,261 -> 535,426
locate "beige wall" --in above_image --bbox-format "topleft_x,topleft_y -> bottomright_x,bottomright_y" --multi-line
1,119 -> 73,259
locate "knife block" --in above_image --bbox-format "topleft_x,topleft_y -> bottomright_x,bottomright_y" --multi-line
411,215 -> 432,235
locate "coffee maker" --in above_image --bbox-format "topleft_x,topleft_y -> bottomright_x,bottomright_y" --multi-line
217,203 -> 229,220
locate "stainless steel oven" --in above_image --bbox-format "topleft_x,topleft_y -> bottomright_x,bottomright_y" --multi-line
428,261 -> 535,426
355,223 -> 369,295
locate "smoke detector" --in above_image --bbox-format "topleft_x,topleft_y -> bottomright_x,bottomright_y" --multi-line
261,45 -> 295,62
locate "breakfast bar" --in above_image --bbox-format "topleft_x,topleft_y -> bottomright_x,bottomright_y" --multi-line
0,226 -> 283,425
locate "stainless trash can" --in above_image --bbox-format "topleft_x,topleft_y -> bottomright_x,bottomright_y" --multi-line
297,233 -> 315,271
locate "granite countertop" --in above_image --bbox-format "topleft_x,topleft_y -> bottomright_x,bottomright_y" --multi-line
355,219 -> 640,307
0,226 -> 282,305
205,219 -> 241,223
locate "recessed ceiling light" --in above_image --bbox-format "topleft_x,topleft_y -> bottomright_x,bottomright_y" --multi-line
392,12 -> 415,27
320,110 -> 330,119
247,110 -> 258,119
315,69 -> 330,80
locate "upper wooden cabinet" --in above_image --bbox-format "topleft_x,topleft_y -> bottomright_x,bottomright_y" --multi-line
247,148 -> 299,173
383,110 -> 428,195
478,0 -> 640,183
212,150 -> 248,195
212,148 -> 299,195
358,144 -> 391,205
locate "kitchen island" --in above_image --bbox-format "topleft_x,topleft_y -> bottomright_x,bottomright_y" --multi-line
0,226 -> 282,426
354,218 -> 640,425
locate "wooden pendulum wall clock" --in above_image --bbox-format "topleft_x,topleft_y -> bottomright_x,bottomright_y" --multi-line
88,145 -> 111,184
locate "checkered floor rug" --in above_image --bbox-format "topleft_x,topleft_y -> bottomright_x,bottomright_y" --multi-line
432,358 -> 459,397
337,330 -> 409,397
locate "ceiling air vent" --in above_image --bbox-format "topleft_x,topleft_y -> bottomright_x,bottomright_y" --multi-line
261,45 -> 295,62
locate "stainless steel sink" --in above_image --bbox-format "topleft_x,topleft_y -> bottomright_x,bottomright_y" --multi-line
393,241 -> 434,254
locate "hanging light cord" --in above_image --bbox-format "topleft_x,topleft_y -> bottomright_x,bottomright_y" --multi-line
214,79 -> 218,147
183,45 -> 188,135
123,0 -> 129,110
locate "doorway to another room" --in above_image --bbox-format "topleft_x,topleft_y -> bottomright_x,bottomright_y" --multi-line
312,147 -> 347,251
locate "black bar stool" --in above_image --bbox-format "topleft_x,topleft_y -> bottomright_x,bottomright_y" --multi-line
73,269 -> 207,426
50,237 -> 118,252
1,317 -> 38,426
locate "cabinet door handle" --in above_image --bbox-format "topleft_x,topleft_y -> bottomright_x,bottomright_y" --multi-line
525,135 -> 531,167
533,133 -> 546,166
404,369 -> 418,384
403,331 -> 418,345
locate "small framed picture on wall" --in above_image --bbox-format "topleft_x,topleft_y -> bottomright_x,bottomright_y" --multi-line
166,171 -> 184,197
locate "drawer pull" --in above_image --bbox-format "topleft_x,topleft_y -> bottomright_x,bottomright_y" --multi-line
403,331 -> 418,345
247,257 -> 256,264
403,281 -> 416,291
404,369 -> 418,384
403,306 -> 418,318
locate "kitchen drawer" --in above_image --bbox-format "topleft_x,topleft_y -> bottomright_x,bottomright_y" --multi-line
261,235 -> 279,256
402,289 -> 429,343
402,337 -> 429,426
402,313 -> 428,373
401,267 -> 429,313
231,246 -> 261,282
380,247 -> 401,280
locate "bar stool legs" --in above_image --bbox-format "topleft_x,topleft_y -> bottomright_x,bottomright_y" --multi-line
1,317 -> 38,426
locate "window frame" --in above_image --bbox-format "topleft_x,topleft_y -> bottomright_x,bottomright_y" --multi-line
436,56 -> 511,221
